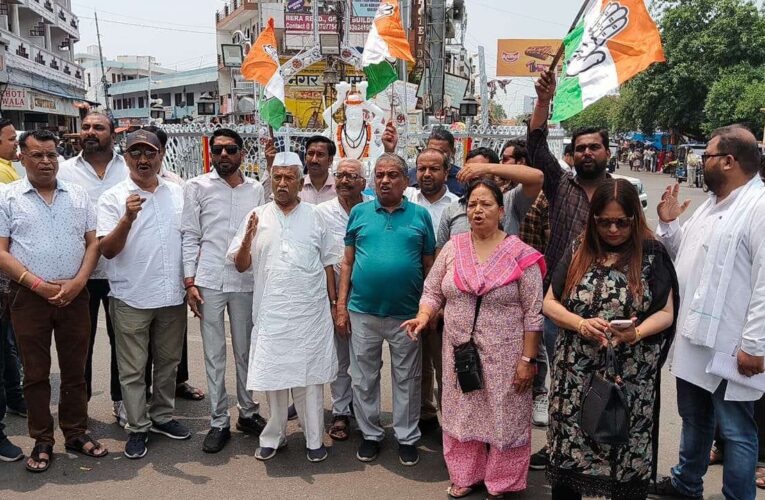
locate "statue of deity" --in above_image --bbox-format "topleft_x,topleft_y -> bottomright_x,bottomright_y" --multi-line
322,81 -> 386,163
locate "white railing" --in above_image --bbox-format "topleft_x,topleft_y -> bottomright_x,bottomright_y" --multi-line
3,28 -> 85,89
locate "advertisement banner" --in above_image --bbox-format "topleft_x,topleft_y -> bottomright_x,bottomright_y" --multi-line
496,39 -> 563,77
285,0 -> 378,34
1,87 -> 27,110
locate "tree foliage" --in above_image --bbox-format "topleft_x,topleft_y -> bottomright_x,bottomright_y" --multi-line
618,0 -> 765,139
562,95 -> 619,132
703,65 -> 765,134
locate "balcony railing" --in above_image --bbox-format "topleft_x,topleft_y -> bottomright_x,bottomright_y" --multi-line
18,0 -> 79,39
215,0 -> 257,26
3,28 -> 85,89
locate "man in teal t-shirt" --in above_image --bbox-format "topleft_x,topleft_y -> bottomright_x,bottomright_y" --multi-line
336,153 -> 435,467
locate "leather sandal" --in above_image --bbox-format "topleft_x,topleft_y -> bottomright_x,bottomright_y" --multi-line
328,415 -> 350,441
26,443 -> 53,473
65,433 -> 108,458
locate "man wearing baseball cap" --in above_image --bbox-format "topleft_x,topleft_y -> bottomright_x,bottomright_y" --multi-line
98,129 -> 190,459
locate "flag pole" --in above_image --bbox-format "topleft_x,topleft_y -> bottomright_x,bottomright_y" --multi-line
550,0 -> 593,70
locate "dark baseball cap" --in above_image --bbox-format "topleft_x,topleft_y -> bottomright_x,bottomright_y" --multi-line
125,130 -> 161,151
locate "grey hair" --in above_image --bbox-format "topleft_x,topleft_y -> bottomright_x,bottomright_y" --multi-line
337,158 -> 364,175
272,163 -> 304,182
375,153 -> 408,175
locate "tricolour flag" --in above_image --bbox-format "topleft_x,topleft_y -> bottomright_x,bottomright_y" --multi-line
240,18 -> 285,130
362,0 -> 415,99
552,0 -> 665,122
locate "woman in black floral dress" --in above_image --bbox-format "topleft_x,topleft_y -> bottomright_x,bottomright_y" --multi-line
543,179 -> 679,500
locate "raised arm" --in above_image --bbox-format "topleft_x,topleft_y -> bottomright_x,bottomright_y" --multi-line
457,162 -> 544,199
98,193 -> 144,259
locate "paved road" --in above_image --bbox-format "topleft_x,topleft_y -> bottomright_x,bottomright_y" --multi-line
0,168 -> 737,499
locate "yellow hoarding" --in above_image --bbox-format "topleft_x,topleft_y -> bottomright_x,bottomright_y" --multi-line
496,39 -> 564,77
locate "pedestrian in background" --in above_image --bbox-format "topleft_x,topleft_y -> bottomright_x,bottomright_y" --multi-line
404,178 -> 545,498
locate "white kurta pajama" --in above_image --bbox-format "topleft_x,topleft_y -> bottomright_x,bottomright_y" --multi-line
228,201 -> 337,449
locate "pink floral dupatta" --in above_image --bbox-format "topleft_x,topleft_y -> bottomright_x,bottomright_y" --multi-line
453,232 -> 546,296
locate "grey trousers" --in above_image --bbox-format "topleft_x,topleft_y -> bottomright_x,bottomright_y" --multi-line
111,299 -> 186,434
198,287 -> 258,429
349,311 -> 422,445
330,333 -> 352,417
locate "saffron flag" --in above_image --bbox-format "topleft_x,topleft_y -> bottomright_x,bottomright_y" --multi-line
240,18 -> 285,130
362,0 -> 415,99
552,0 -> 665,122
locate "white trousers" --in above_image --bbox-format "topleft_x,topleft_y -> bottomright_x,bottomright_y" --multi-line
260,384 -> 324,450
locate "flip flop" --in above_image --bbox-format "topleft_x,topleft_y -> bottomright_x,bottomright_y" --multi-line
175,382 -> 205,401
447,484 -> 474,499
328,415 -> 350,441
25,443 -> 53,473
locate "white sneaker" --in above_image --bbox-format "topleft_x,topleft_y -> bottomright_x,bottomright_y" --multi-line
532,394 -> 549,427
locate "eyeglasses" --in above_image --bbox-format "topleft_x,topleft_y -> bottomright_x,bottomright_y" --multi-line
127,149 -> 158,159
374,171 -> 402,180
210,145 -> 240,155
701,153 -> 729,164
594,216 -> 633,229
26,151 -> 58,162
334,172 -> 360,181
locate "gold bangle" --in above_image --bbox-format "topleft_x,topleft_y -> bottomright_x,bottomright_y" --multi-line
635,327 -> 642,342
577,319 -> 586,334
18,270 -> 28,285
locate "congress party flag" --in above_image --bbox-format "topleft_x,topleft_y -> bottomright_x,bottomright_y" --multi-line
240,18 -> 285,130
552,0 -> 665,122
362,0 -> 415,99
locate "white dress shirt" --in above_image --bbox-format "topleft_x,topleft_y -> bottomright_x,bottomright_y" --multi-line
227,202 -> 336,391
182,170 -> 265,292
404,186 -> 459,231
0,178 -> 96,281
316,195 -> 372,279
58,152 -> 129,279
658,178 -> 765,401
97,176 -> 185,309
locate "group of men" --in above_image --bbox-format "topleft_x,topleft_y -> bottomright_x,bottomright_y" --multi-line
0,66 -> 763,498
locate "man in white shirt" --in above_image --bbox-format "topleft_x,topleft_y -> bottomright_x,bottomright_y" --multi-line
98,130 -> 190,460
58,112 -> 128,418
653,125 -> 765,500
229,152 -> 336,463
182,128 -> 267,453
316,159 -> 371,442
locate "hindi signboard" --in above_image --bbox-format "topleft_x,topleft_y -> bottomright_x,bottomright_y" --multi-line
496,39 -> 563,77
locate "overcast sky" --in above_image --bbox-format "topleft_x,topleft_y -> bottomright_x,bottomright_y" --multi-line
71,0 -> 579,116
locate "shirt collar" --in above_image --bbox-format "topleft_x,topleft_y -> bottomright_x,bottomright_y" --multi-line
77,151 -> 122,175
305,172 -> 335,191
20,176 -> 68,193
209,168 -> 252,185
125,174 -> 167,193
0,158 -> 12,169
375,195 -> 408,213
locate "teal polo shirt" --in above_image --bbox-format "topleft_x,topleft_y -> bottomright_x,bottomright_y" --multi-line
345,197 -> 436,319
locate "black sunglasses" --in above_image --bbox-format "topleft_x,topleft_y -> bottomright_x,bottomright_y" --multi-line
211,145 -> 240,155
594,216 -> 633,229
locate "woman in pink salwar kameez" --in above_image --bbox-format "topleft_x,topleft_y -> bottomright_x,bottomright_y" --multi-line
403,179 -> 545,499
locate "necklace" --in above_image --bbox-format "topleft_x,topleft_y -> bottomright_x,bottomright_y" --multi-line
343,120 -> 367,148
336,123 -> 371,159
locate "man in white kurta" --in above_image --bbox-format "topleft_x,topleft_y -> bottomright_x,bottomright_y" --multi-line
228,152 -> 336,463
653,126 -> 765,500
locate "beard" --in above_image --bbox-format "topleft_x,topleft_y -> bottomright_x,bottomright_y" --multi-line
574,157 -> 608,180
703,164 -> 725,195
82,138 -> 109,154
213,161 -> 241,177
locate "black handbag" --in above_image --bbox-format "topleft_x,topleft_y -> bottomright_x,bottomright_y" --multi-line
453,295 -> 483,393
580,337 -> 630,445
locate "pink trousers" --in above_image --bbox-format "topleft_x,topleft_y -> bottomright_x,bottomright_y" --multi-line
443,432 -> 530,494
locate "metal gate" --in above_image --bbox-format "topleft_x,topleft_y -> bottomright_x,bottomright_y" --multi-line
159,122 -> 565,180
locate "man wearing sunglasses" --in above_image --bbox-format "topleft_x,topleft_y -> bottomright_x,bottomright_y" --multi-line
181,128 -> 267,453
98,130 -> 190,459
653,125 -> 765,500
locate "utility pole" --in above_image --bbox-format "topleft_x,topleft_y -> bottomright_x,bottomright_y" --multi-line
428,0 -> 446,117
147,55 -> 152,119
478,46 -> 489,128
94,11 -> 110,115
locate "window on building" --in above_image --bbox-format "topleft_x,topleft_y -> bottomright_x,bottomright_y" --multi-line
173,93 -> 182,106
138,96 -> 145,108
186,92 -> 194,106
112,73 -> 116,83
115,100 -> 122,110
87,73 -> 91,87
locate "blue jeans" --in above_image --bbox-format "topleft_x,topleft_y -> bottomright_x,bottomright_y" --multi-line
671,378 -> 757,500
533,317 -> 559,397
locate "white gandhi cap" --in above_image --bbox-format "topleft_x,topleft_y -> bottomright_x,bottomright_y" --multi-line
273,151 -> 303,167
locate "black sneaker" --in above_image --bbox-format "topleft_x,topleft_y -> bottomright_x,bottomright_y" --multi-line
287,404 -> 298,421
356,439 -> 380,462
0,438 -> 23,462
529,446 -> 549,470
202,427 -> 231,453
306,445 -> 328,463
150,419 -> 191,440
650,475 -> 703,499
398,444 -> 419,466
418,417 -> 440,434
236,414 -> 267,436
124,432 -> 148,459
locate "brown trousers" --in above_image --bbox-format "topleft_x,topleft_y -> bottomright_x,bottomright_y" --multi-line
9,284 -> 90,445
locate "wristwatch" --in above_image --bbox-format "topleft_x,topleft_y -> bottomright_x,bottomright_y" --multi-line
520,355 -> 537,364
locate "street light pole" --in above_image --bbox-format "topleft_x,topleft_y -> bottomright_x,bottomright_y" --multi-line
147,56 -> 153,120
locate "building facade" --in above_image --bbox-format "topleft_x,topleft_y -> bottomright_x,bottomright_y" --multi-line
0,0 -> 89,132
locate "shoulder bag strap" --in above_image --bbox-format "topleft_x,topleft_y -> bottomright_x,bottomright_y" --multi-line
469,295 -> 483,340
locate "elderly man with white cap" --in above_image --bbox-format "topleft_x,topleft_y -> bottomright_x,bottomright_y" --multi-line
228,151 -> 337,463
98,129 -> 190,460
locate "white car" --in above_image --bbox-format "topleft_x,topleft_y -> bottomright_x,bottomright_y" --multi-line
612,173 -> 648,211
